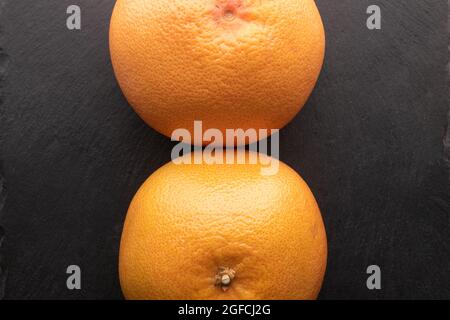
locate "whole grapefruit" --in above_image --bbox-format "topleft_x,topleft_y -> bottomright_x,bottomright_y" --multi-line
119,152 -> 327,299
110,0 -> 325,145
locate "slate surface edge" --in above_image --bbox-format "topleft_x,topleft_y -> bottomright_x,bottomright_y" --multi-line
0,0 -> 9,300
446,2 -> 450,170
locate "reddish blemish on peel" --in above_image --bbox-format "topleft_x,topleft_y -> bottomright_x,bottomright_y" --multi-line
213,0 -> 251,23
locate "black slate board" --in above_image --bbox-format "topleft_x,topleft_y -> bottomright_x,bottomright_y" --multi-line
0,0 -> 449,299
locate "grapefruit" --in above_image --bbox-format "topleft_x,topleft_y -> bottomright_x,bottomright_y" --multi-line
119,152 -> 327,299
110,0 -> 325,145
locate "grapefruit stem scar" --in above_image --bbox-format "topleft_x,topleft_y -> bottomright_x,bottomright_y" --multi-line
215,267 -> 236,291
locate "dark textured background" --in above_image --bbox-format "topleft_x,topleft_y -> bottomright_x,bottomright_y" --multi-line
0,0 -> 449,300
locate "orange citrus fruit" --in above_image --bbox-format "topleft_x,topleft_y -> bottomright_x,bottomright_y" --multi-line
119,152 -> 327,299
110,0 -> 325,145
